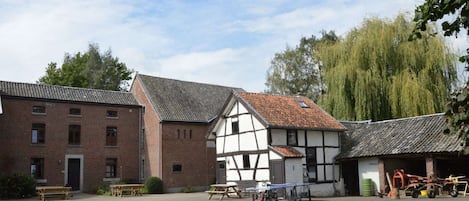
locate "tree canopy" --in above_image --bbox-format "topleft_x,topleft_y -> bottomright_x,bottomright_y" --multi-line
38,43 -> 133,91
318,15 -> 457,121
411,0 -> 469,149
264,31 -> 338,101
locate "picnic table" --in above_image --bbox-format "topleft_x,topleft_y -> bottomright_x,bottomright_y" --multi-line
36,186 -> 72,201
206,183 -> 242,201
109,184 -> 145,197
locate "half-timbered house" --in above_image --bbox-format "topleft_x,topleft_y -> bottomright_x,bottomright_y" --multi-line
209,92 -> 347,196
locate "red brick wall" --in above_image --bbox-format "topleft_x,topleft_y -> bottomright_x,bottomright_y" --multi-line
130,77 -> 216,191
0,97 -> 141,192
130,78 -> 162,179
161,122 -> 216,189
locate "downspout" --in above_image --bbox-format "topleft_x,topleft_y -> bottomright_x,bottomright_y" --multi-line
138,107 -> 143,182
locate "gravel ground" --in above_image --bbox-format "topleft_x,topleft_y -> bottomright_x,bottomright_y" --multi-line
11,192 -> 469,201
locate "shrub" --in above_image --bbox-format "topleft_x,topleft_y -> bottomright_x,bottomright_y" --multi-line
96,189 -> 106,195
181,185 -> 193,193
0,173 -> 36,199
145,177 -> 163,194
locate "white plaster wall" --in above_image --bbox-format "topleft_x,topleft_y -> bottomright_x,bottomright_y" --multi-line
285,158 -> 303,183
216,120 -> 226,137
240,170 -> 254,180
358,158 -> 380,196
229,102 -> 238,116
256,169 -> 270,181
239,132 -> 257,151
239,114 -> 252,133
307,130 -> 322,146
269,150 -> 282,160
271,129 -> 286,145
252,116 -> 264,130
298,130 -> 305,146
216,136 -> 225,153
257,153 -> 269,168
317,148 -> 324,163
324,132 -> 339,146
224,135 -> 239,152
325,148 -> 339,163
256,130 -> 268,150
238,102 -> 248,113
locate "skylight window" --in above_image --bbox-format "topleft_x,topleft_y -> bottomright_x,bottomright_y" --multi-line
296,100 -> 310,108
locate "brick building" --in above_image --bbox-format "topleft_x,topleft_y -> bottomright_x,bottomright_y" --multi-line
0,81 -> 142,192
130,74 -> 243,192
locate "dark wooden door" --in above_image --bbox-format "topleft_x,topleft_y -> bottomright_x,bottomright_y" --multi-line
67,159 -> 80,191
342,160 -> 359,196
216,161 -> 226,184
270,160 -> 284,184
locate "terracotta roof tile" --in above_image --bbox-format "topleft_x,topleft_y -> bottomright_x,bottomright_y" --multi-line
271,146 -> 304,158
237,92 -> 346,130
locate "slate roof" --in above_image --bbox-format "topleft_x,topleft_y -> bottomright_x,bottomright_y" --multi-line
236,92 -> 346,131
0,80 -> 139,106
136,74 -> 243,122
338,113 -> 463,159
271,146 -> 304,158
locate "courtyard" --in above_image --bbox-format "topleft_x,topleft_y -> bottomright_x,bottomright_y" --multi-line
12,192 -> 469,201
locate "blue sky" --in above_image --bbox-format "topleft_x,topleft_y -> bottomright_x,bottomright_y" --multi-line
0,0 -> 466,92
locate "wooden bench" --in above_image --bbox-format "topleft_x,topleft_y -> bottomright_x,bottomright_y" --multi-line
206,184 -> 242,201
110,184 -> 144,197
36,186 -> 72,201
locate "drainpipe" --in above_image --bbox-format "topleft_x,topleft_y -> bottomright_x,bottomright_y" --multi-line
138,107 -> 143,182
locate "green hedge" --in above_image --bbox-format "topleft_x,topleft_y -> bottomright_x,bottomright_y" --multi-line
0,173 -> 36,199
145,177 -> 163,194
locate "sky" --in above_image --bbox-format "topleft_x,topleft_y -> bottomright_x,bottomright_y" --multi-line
0,0 -> 467,92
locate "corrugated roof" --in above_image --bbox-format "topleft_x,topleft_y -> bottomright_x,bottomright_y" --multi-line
236,92 -> 346,131
271,146 -> 304,158
0,80 -> 139,106
137,74 -> 243,122
338,113 -> 463,159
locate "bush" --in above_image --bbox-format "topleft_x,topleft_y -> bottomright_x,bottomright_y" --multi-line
0,173 -> 36,199
145,177 -> 163,194
181,185 -> 193,193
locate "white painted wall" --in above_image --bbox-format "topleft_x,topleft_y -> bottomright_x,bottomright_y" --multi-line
358,158 -> 380,196
307,130 -> 322,146
285,158 -> 303,183
271,129 -> 286,145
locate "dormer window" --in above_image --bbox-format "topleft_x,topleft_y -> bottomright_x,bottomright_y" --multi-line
296,100 -> 310,108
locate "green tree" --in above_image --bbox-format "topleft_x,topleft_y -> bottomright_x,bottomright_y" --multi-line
38,43 -> 133,91
264,31 -> 338,101
318,14 -> 458,121
411,0 -> 469,149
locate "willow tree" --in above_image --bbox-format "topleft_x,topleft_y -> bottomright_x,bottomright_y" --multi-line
265,31 -> 338,101
318,14 -> 458,121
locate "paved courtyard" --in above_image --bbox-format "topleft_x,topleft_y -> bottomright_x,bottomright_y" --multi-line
13,192 -> 469,201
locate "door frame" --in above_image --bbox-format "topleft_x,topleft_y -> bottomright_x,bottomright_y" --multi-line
65,154 -> 84,192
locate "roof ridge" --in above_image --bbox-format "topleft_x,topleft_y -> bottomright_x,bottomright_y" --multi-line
0,80 -> 131,94
137,73 -> 242,90
368,113 -> 445,125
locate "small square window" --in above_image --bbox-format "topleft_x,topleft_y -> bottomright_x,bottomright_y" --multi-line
31,158 -> 44,179
105,158 -> 117,178
69,108 -> 81,115
68,125 -> 81,145
106,110 -> 118,118
232,121 -> 239,134
32,106 -> 46,114
106,127 -> 117,146
243,155 -> 250,169
32,123 -> 45,144
172,164 -> 182,172
287,130 -> 297,146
